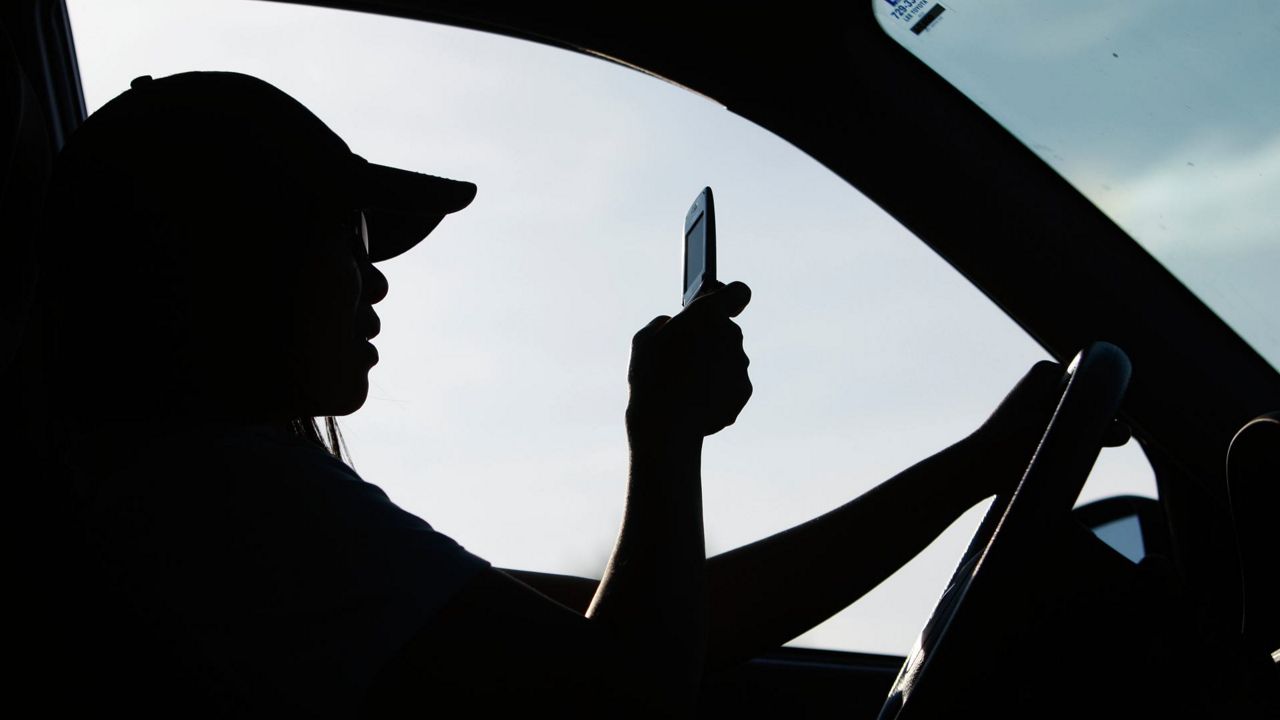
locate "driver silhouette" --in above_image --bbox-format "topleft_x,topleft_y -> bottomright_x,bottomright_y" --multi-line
34,71 -> 1073,717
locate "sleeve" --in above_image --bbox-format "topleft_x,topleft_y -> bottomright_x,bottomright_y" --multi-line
109,429 -> 490,716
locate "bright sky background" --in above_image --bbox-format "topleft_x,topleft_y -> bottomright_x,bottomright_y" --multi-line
66,0 -> 1159,655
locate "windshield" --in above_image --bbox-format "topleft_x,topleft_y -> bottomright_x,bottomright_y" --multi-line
66,0 -> 1158,656
875,0 -> 1280,369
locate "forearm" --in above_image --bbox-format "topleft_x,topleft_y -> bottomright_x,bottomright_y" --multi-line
511,435 -> 994,674
585,428 -> 708,704
703,434 -> 993,670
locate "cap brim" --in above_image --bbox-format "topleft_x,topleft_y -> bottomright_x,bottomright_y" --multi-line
355,159 -> 476,262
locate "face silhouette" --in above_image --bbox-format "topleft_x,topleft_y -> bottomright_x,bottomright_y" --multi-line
289,209 -> 389,416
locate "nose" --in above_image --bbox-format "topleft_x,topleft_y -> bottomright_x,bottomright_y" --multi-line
362,261 -> 389,305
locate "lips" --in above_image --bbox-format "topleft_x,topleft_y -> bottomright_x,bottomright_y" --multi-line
359,309 -> 381,366
362,310 -> 381,341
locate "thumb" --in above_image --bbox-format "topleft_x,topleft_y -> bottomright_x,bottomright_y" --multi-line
1102,420 -> 1132,447
684,280 -> 752,319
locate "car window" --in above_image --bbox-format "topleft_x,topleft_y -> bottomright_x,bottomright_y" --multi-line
875,0 -> 1280,369
66,0 -> 1156,656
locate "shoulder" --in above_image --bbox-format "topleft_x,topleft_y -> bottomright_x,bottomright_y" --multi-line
105,423 -> 404,526
74,423 -> 378,536
176,423 -> 478,558
75,421 -> 492,714
208,424 -> 402,521
74,420 -> 491,599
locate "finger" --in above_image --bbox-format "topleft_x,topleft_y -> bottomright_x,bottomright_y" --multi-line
717,281 -> 752,318
1102,420 -> 1132,447
1016,360 -> 1067,410
682,280 -> 751,320
708,317 -> 744,343
632,315 -> 670,347
1026,360 -> 1064,387
705,374 -> 752,436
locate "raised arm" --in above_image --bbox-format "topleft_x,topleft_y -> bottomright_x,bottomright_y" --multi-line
701,361 -> 1138,669
702,427 -> 1006,669
364,283 -> 753,717
509,362 -> 1084,671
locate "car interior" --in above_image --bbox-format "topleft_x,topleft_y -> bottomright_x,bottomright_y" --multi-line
5,1 -> 1277,717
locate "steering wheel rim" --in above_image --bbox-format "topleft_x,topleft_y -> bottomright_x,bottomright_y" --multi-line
877,342 -> 1132,720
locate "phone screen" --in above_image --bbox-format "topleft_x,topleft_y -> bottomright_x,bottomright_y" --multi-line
685,211 -> 706,292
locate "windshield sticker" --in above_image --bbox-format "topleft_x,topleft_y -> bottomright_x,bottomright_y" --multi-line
882,0 -> 947,35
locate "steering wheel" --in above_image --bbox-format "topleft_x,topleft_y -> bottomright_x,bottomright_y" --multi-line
876,342 -> 1132,720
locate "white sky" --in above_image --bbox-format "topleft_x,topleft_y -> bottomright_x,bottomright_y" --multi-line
66,0 -> 1159,655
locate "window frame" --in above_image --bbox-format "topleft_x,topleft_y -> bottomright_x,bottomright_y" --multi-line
27,0 -> 1278,676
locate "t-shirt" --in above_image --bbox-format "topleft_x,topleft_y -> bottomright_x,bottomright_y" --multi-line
69,423 -> 490,716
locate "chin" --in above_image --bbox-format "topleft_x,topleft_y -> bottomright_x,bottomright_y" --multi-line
325,388 -> 369,417
305,376 -> 370,417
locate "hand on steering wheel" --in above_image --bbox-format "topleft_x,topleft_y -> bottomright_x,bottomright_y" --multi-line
877,342 -> 1132,720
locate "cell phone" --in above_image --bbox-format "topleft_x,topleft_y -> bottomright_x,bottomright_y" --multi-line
683,186 -> 716,307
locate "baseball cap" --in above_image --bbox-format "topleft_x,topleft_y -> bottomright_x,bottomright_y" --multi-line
61,71 -> 476,262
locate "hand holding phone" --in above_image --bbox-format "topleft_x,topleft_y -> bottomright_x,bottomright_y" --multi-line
628,280 -> 752,438
625,187 -> 751,438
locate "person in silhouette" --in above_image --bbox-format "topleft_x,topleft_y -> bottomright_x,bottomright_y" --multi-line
39,71 -> 1072,717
